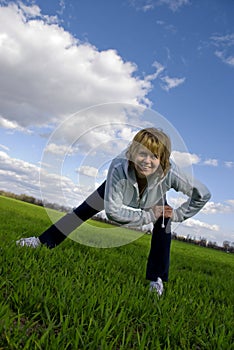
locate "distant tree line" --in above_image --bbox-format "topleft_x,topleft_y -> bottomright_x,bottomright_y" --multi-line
171,233 -> 234,253
0,190 -> 71,213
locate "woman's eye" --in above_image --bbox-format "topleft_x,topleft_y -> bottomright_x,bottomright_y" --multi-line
138,152 -> 158,159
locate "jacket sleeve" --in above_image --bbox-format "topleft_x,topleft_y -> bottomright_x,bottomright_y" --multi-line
170,166 -> 211,222
104,163 -> 155,227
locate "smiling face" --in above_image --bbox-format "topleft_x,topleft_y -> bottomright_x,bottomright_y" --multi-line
133,146 -> 161,178
126,128 -> 171,178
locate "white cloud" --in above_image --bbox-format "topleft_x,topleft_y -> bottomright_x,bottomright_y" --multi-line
76,165 -> 98,178
214,50 -> 234,67
224,161 -> 234,169
0,116 -> 30,133
203,158 -> 218,167
0,149 -> 92,207
160,75 -> 186,91
210,33 -> 234,67
39,108 -> 147,164
224,55 -> 234,66
156,20 -> 177,34
117,126 -> 138,141
171,151 -> 200,167
145,60 -> 165,81
168,194 -> 234,216
129,0 -> 190,12
210,33 -> 234,47
44,143 -> 77,156
57,0 -> 66,16
157,0 -> 190,12
0,150 -> 40,195
182,218 -> 219,231
0,2 -> 186,155
0,143 -> 9,151
145,60 -> 186,92
202,200 -> 234,215
167,193 -> 188,208
76,165 -> 110,179
0,2 -> 152,130
16,2 -> 41,18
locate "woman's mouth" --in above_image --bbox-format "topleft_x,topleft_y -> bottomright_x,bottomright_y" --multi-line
138,165 -> 151,172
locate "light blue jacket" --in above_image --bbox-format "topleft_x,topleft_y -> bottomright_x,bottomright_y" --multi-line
104,153 -> 211,228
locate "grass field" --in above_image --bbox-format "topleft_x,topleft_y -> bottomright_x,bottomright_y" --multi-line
0,195 -> 234,349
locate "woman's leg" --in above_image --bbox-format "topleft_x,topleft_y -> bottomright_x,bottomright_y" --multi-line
39,181 -> 106,248
146,217 -> 171,282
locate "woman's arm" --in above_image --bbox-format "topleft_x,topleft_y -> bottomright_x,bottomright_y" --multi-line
170,166 -> 211,222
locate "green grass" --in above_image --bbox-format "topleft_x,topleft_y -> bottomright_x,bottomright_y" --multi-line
0,195 -> 234,349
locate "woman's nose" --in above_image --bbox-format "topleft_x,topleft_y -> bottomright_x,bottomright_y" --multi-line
143,155 -> 151,163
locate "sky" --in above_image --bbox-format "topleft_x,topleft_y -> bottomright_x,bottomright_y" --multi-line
0,0 -> 234,247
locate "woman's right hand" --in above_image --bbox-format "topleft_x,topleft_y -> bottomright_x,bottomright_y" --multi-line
152,205 -> 173,219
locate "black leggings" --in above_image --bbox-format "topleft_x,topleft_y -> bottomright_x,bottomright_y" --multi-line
39,181 -> 171,281
39,181 -> 106,248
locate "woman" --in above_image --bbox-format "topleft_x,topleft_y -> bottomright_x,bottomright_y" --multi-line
17,128 -> 211,296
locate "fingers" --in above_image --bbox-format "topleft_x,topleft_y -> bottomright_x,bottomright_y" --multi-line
164,205 -> 173,218
153,205 -> 163,218
152,205 -> 173,219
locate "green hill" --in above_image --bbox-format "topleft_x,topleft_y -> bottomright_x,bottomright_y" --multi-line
0,195 -> 233,349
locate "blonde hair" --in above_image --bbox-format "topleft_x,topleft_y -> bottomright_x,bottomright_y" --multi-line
126,128 -> 171,176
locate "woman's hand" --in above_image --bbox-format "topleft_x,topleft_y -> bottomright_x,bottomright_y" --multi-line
152,205 -> 173,219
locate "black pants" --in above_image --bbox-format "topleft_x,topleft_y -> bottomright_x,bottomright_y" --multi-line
39,181 -> 171,282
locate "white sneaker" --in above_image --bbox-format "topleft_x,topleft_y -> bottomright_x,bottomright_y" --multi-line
149,277 -> 164,296
16,236 -> 41,248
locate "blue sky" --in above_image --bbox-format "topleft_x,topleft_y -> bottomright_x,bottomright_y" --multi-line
0,0 -> 234,246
